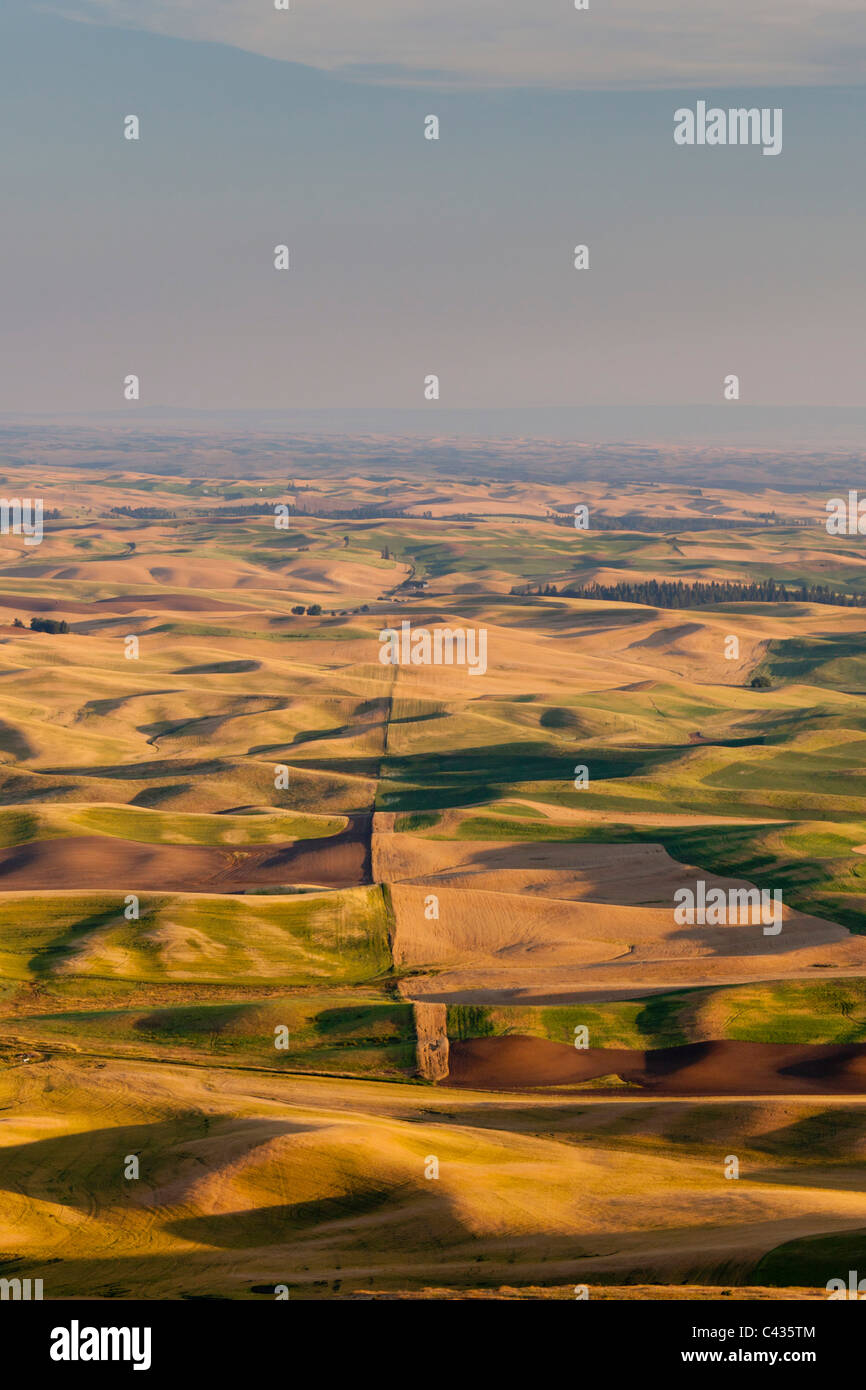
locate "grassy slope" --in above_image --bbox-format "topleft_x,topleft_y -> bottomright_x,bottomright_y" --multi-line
0,887 -> 392,985
4,990 -> 417,1080
0,805 -> 346,847
447,979 -> 866,1048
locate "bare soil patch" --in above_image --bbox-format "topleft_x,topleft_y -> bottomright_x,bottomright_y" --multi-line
447,1036 -> 866,1095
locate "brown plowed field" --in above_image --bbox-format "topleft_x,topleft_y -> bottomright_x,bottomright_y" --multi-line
447,1036 -> 866,1095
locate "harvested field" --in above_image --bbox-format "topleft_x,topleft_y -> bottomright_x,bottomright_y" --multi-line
380,836 -> 866,1003
2,1056 -> 866,1299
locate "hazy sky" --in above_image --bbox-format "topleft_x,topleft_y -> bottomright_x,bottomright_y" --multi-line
45,0 -> 866,90
2,2 -> 864,420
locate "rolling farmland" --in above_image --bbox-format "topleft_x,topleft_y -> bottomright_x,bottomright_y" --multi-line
0,458 -> 864,1299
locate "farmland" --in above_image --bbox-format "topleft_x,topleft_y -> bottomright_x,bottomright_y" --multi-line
0,453 -> 864,1298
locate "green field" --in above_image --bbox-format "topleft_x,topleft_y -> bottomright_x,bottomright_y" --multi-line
0,887 -> 392,985
446,979 -> 866,1047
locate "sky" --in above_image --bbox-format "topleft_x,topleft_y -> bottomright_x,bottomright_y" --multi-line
1,1 -> 864,433
43,0 -> 866,90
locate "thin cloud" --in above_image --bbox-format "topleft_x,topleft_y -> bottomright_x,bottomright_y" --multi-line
41,0 -> 866,89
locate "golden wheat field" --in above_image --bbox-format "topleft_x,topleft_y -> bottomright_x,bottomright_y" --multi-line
0,458 -> 864,1301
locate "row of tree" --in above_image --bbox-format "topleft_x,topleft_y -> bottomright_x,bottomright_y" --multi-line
561,578 -> 866,608
547,511 -> 811,531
